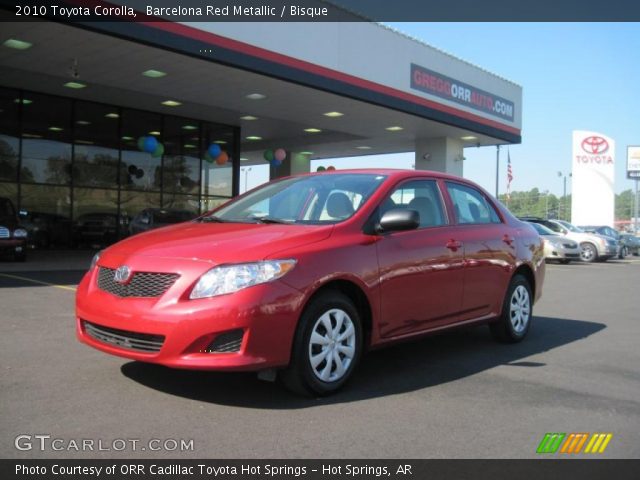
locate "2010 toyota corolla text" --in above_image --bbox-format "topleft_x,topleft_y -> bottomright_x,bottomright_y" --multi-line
76,169 -> 545,396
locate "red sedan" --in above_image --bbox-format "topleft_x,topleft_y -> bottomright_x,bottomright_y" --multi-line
76,169 -> 545,396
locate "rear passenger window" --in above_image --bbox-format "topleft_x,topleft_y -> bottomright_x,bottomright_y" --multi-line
446,182 -> 501,224
384,180 -> 446,228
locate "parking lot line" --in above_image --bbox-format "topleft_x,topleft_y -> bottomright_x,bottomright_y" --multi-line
0,272 -> 77,292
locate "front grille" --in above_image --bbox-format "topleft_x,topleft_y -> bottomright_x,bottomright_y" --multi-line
83,320 -> 164,353
563,243 -> 577,249
97,267 -> 179,297
0,227 -> 9,238
205,329 -> 244,353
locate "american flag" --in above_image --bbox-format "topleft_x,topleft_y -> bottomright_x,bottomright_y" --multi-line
506,150 -> 513,200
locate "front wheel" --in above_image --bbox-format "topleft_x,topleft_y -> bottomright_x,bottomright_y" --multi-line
580,242 -> 598,263
618,247 -> 627,259
490,275 -> 532,343
280,291 -> 362,396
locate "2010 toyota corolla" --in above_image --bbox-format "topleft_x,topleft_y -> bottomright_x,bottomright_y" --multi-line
76,169 -> 545,396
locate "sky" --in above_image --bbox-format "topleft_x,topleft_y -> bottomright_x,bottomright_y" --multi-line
242,23 -> 640,196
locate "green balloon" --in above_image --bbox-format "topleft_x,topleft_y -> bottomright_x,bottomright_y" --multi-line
317,166 -> 326,172
151,143 -> 164,158
263,149 -> 274,162
137,137 -> 146,151
204,152 -> 214,164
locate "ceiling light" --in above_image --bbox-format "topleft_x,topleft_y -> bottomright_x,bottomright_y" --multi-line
3,38 -> 32,50
240,157 -> 249,161
245,93 -> 266,100
385,126 -> 404,132
184,144 -> 197,149
356,146 -> 372,150
182,125 -> 198,131
48,126 -> 63,132
304,128 -> 322,133
121,136 -> 134,141
161,100 -> 182,107
76,120 -> 91,126
246,136 -> 262,141
148,131 -> 161,136
76,140 -> 94,145
142,69 -> 167,78
14,98 -> 32,105
299,151 -> 314,155
461,135 -> 478,141
105,113 -> 119,118
323,111 -> 344,117
240,115 -> 258,121
214,140 -> 227,144
64,81 -> 87,89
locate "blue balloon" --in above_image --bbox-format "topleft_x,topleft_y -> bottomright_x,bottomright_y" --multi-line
143,136 -> 158,154
208,143 -> 221,158
271,157 -> 283,167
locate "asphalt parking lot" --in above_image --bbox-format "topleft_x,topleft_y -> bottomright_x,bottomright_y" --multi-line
1,253 -> 639,459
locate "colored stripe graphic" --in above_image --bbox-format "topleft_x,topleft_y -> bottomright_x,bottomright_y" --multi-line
584,433 -> 613,454
560,433 -> 589,454
536,433 -> 566,453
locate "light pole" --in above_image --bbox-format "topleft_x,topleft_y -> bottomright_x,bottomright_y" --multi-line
495,145 -> 500,198
558,171 -> 572,221
241,167 -> 252,193
544,190 -> 549,219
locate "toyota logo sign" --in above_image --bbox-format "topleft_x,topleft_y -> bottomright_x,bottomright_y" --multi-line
114,266 -> 131,284
582,136 -> 609,155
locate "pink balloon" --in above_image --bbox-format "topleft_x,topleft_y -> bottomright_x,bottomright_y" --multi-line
274,148 -> 286,162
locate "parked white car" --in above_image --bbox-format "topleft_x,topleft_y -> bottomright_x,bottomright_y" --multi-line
526,221 -> 580,264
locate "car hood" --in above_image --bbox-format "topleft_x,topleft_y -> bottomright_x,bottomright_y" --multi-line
544,234 -> 574,244
564,231 -> 605,243
104,221 -> 334,263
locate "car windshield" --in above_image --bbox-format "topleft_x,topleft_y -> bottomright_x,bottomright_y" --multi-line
0,198 -> 16,222
529,222 -> 555,235
557,220 -> 584,233
205,173 -> 387,224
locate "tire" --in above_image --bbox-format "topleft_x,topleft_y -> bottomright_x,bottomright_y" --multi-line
490,274 -> 532,343
618,247 -> 627,259
280,290 -> 363,396
579,242 -> 598,263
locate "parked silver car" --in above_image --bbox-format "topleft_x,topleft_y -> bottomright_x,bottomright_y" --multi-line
527,221 -> 580,264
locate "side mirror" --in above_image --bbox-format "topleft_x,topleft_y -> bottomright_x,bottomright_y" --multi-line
377,208 -> 420,234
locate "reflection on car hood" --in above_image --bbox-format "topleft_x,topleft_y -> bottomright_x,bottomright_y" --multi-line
105,222 -> 334,263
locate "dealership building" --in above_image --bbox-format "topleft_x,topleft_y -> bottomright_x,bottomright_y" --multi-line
0,5 -> 522,247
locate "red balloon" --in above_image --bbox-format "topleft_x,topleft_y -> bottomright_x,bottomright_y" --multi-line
327,166 -> 336,171
216,151 -> 229,165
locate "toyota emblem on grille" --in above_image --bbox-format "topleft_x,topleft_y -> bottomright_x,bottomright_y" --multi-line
114,266 -> 132,284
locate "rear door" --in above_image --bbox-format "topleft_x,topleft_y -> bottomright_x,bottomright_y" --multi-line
444,182 -> 515,320
376,179 -> 465,338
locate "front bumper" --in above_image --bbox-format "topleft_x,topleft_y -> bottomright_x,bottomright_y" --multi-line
76,255 -> 306,371
544,242 -> 580,261
0,238 -> 26,254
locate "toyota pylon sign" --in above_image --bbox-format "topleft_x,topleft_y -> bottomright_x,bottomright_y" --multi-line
571,130 -> 615,227
628,146 -> 640,179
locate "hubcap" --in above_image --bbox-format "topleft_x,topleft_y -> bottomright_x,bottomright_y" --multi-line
308,308 -> 356,383
581,244 -> 594,261
509,285 -> 530,334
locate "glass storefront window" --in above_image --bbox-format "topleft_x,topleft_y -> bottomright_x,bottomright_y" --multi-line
162,116 -> 201,194
72,188 -> 119,247
73,101 -> 119,187
201,122 -> 234,197
121,109 -> 161,191
21,93 -> 72,185
120,190 -> 161,231
201,196 -> 232,213
162,193 -> 201,215
19,184 -> 72,247
0,88 -> 20,182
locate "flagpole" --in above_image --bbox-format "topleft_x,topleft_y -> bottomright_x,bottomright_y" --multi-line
495,145 -> 500,198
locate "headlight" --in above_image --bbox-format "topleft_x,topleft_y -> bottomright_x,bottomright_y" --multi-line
90,251 -> 101,270
12,228 -> 28,238
190,259 -> 296,299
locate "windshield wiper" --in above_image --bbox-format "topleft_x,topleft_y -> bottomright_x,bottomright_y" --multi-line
199,215 -> 229,223
249,215 -> 295,224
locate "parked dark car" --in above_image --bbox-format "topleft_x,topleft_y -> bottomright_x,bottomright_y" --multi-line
619,233 -> 640,256
129,208 -> 196,236
73,213 -> 119,248
19,211 -> 71,249
0,197 -> 28,261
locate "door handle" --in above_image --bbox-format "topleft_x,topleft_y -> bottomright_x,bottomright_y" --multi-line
503,235 -> 515,246
446,239 -> 462,251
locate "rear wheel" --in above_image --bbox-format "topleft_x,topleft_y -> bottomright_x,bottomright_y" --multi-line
618,246 -> 627,259
580,242 -> 598,263
490,274 -> 532,343
280,291 -> 362,396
